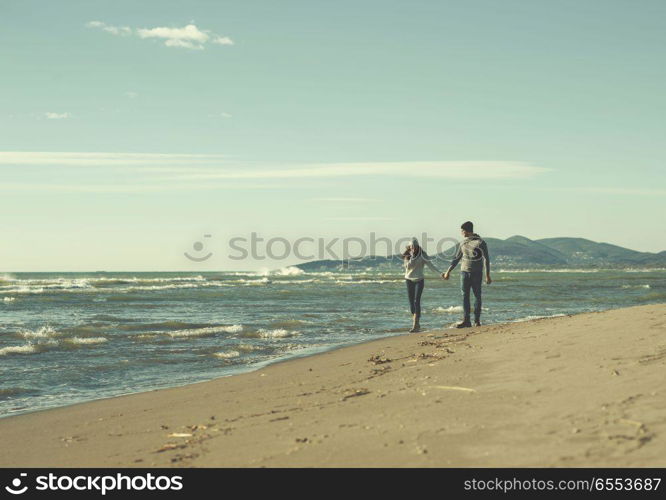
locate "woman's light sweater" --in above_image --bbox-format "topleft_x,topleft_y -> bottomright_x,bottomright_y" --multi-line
403,251 -> 442,281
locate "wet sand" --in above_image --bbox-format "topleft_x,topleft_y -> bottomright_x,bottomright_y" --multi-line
0,304 -> 664,467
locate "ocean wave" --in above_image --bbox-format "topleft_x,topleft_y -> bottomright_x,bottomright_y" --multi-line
432,305 -> 464,314
512,313 -> 566,322
269,319 -> 309,328
0,279 -> 219,295
276,267 -> 305,276
334,279 -> 399,285
90,275 -> 205,285
496,269 -> 602,273
64,337 -> 109,345
254,267 -> 304,277
213,350 -> 241,359
239,328 -> 297,339
0,387 -> 33,398
19,326 -> 59,339
1,331 -> 109,356
236,343 -> 262,352
1,286 -> 45,294
0,342 -> 55,356
166,325 -> 244,338
622,268 -> 666,273
621,284 -> 651,289
3,297 -> 15,303
89,314 -> 137,322
257,328 -> 295,339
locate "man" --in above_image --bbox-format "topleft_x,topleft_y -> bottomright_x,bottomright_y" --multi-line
443,221 -> 491,328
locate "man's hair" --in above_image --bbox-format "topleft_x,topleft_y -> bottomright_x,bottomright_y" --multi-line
461,221 -> 474,232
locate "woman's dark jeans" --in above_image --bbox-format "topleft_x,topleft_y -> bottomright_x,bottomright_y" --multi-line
406,279 -> 425,314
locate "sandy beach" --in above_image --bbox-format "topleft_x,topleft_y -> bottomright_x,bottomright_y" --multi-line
0,304 -> 664,468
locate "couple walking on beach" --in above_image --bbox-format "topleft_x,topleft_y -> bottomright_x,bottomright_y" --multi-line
403,221 -> 491,332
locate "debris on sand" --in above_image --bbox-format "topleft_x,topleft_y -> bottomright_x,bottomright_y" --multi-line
341,388 -> 370,401
154,443 -> 186,453
368,355 -> 391,365
427,385 -> 477,393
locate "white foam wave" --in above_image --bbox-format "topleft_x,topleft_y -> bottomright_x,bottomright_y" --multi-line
433,305 -> 464,314
334,279 -> 398,285
276,266 -> 304,276
213,350 -> 240,359
3,297 -> 15,303
0,276 -> 214,294
0,344 -> 38,355
512,313 -> 566,322
496,269 -> 601,273
621,284 -> 651,289
167,325 -> 243,338
258,328 -> 294,339
65,337 -> 108,345
19,326 -> 59,339
92,275 -> 205,284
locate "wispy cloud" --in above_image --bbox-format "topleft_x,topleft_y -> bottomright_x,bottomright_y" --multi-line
0,154 -> 544,181
309,197 -> 380,203
0,151 -> 226,167
44,112 -> 71,120
0,153 -> 548,194
0,182 -> 279,193
561,187 -> 666,197
124,91 -> 139,99
164,161 -> 549,181
86,21 -> 131,36
325,217 -> 395,221
86,22 -> 234,50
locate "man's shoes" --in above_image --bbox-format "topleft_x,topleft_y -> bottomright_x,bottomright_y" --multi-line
456,320 -> 472,329
474,320 -> 481,327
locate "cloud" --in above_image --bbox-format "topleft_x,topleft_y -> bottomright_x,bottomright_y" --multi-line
0,153 -> 548,194
208,112 -> 232,118
212,36 -> 234,46
309,198 -> 380,203
86,21 -> 234,50
0,152 -> 226,167
86,21 -> 131,36
0,182 -> 277,193
124,91 -> 139,99
44,112 -> 71,120
164,161 -> 549,181
559,187 -> 666,197
325,217 -> 395,221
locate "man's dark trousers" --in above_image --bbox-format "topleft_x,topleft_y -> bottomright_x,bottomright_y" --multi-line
461,271 -> 482,322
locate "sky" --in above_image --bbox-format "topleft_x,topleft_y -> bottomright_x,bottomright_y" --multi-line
1,0 -> 664,271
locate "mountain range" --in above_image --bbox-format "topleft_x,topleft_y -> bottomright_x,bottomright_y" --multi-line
295,236 -> 666,271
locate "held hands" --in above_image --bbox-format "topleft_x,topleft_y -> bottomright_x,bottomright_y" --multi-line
442,272 -> 450,280
486,275 -> 492,285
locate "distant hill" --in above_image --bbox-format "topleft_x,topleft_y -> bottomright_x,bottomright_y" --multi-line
294,236 -> 666,271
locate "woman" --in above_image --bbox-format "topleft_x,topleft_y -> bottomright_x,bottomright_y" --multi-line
403,237 -> 442,332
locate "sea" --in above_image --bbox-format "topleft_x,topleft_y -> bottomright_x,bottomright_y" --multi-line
1,268 -> 664,417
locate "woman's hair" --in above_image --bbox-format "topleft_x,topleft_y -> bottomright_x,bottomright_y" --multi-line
402,243 -> 421,259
